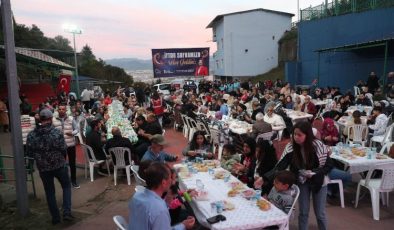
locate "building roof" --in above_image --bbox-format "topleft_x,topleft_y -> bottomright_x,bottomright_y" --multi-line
0,45 -> 74,69
314,37 -> 394,52
206,8 -> 294,28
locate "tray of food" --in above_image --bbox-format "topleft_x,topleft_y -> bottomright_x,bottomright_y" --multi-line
256,199 -> 271,211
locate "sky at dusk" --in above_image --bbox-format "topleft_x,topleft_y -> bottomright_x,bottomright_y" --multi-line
12,0 -> 323,60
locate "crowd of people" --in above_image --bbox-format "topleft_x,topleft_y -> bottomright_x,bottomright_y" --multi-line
3,70 -> 393,229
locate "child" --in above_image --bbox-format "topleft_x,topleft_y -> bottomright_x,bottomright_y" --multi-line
267,170 -> 297,214
220,144 -> 241,171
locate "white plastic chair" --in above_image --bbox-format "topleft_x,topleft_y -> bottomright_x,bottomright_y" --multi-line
113,215 -> 128,230
354,162 -> 394,220
370,123 -> 394,147
108,147 -> 133,186
327,179 -> 345,208
281,185 -> 300,230
347,125 -> 368,146
180,114 -> 189,138
131,165 -> 147,186
379,142 -> 394,155
186,117 -> 198,141
256,131 -> 276,142
81,144 -> 111,182
102,147 -> 112,176
209,127 -> 223,160
354,86 -> 361,97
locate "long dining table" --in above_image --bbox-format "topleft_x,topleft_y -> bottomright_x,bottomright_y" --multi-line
176,163 -> 288,230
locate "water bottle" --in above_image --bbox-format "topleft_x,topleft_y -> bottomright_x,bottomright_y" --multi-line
183,191 -> 192,203
367,150 -> 372,159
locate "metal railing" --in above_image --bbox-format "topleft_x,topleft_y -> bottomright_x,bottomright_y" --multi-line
301,0 -> 394,21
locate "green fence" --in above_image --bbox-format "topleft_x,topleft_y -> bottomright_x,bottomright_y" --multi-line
301,0 -> 394,21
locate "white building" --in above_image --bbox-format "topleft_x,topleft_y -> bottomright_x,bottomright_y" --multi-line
207,8 -> 294,78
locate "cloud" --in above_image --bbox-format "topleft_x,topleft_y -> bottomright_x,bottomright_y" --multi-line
11,0 -> 323,59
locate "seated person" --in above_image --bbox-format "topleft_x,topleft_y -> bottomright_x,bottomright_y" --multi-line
128,162 -> 195,229
253,140 -> 278,195
343,110 -> 367,141
86,119 -> 108,175
182,131 -> 213,160
251,112 -> 273,139
135,114 -> 163,158
301,96 -> 317,116
232,137 -> 257,188
321,118 -> 339,146
368,105 -> 388,136
267,170 -> 297,214
220,144 -> 241,171
105,126 -> 138,165
141,134 -> 178,162
355,93 -> 372,106
263,105 -> 286,132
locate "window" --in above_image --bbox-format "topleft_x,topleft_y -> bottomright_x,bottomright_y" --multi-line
159,84 -> 171,90
221,38 -> 224,49
216,60 -> 219,69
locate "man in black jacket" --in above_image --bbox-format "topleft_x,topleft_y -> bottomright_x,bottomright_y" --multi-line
105,127 -> 138,164
86,119 -> 107,174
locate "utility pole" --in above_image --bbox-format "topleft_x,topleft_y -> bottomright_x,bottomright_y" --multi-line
1,0 -> 29,217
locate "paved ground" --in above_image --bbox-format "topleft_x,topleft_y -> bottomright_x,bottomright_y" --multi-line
1,127 -> 394,229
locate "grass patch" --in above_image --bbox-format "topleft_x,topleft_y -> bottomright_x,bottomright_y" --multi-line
252,64 -> 285,83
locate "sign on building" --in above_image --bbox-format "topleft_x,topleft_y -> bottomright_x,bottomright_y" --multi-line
151,48 -> 209,78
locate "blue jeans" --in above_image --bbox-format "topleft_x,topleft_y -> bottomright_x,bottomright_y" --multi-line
328,168 -> 352,195
298,183 -> 328,230
39,166 -> 72,222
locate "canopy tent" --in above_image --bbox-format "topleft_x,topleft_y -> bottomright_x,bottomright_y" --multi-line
314,37 -> 394,93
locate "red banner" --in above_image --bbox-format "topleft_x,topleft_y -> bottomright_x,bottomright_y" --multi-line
57,74 -> 71,93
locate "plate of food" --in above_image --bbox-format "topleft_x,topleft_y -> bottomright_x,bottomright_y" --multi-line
376,154 -> 389,160
256,199 -> 271,211
242,189 -> 256,199
214,171 -> 226,179
227,189 -> 240,197
351,147 -> 367,157
223,200 -> 235,210
229,181 -> 245,190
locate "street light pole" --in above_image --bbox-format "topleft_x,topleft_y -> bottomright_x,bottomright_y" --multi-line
63,24 -> 82,97
72,32 -> 80,96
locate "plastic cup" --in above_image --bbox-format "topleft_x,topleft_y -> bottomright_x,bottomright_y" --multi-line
255,190 -> 262,200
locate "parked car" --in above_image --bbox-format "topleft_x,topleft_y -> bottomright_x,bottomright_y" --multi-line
153,83 -> 171,95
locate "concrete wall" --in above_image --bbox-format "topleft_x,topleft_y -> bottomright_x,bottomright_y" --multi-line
212,10 -> 292,77
297,7 -> 394,92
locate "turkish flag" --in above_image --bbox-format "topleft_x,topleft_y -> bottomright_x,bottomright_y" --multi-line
57,74 -> 71,93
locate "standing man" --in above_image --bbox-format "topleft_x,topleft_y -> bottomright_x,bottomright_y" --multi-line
128,162 -> 195,230
56,104 -> 80,188
26,109 -> 73,225
81,87 -> 91,111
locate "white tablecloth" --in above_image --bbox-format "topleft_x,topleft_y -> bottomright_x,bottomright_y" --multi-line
345,106 -> 373,115
312,99 -> 329,106
178,168 -> 288,230
331,153 -> 394,174
226,120 -> 252,135
283,109 -> 313,122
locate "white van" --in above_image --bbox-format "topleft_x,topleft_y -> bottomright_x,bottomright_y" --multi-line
153,83 -> 171,95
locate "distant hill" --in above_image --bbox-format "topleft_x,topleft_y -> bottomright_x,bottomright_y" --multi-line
106,56 -> 214,72
105,58 -> 152,71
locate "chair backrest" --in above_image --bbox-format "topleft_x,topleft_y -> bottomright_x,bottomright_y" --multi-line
348,125 -> 368,142
108,147 -> 132,167
333,95 -> 341,103
180,114 -> 187,126
379,142 -> 394,155
354,86 -> 360,96
209,127 -> 220,145
80,143 -> 99,163
113,215 -> 128,230
186,116 -> 197,128
382,123 -> 394,143
365,162 -> 394,192
287,185 -> 300,221
256,131 -> 275,142
131,165 -> 147,186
